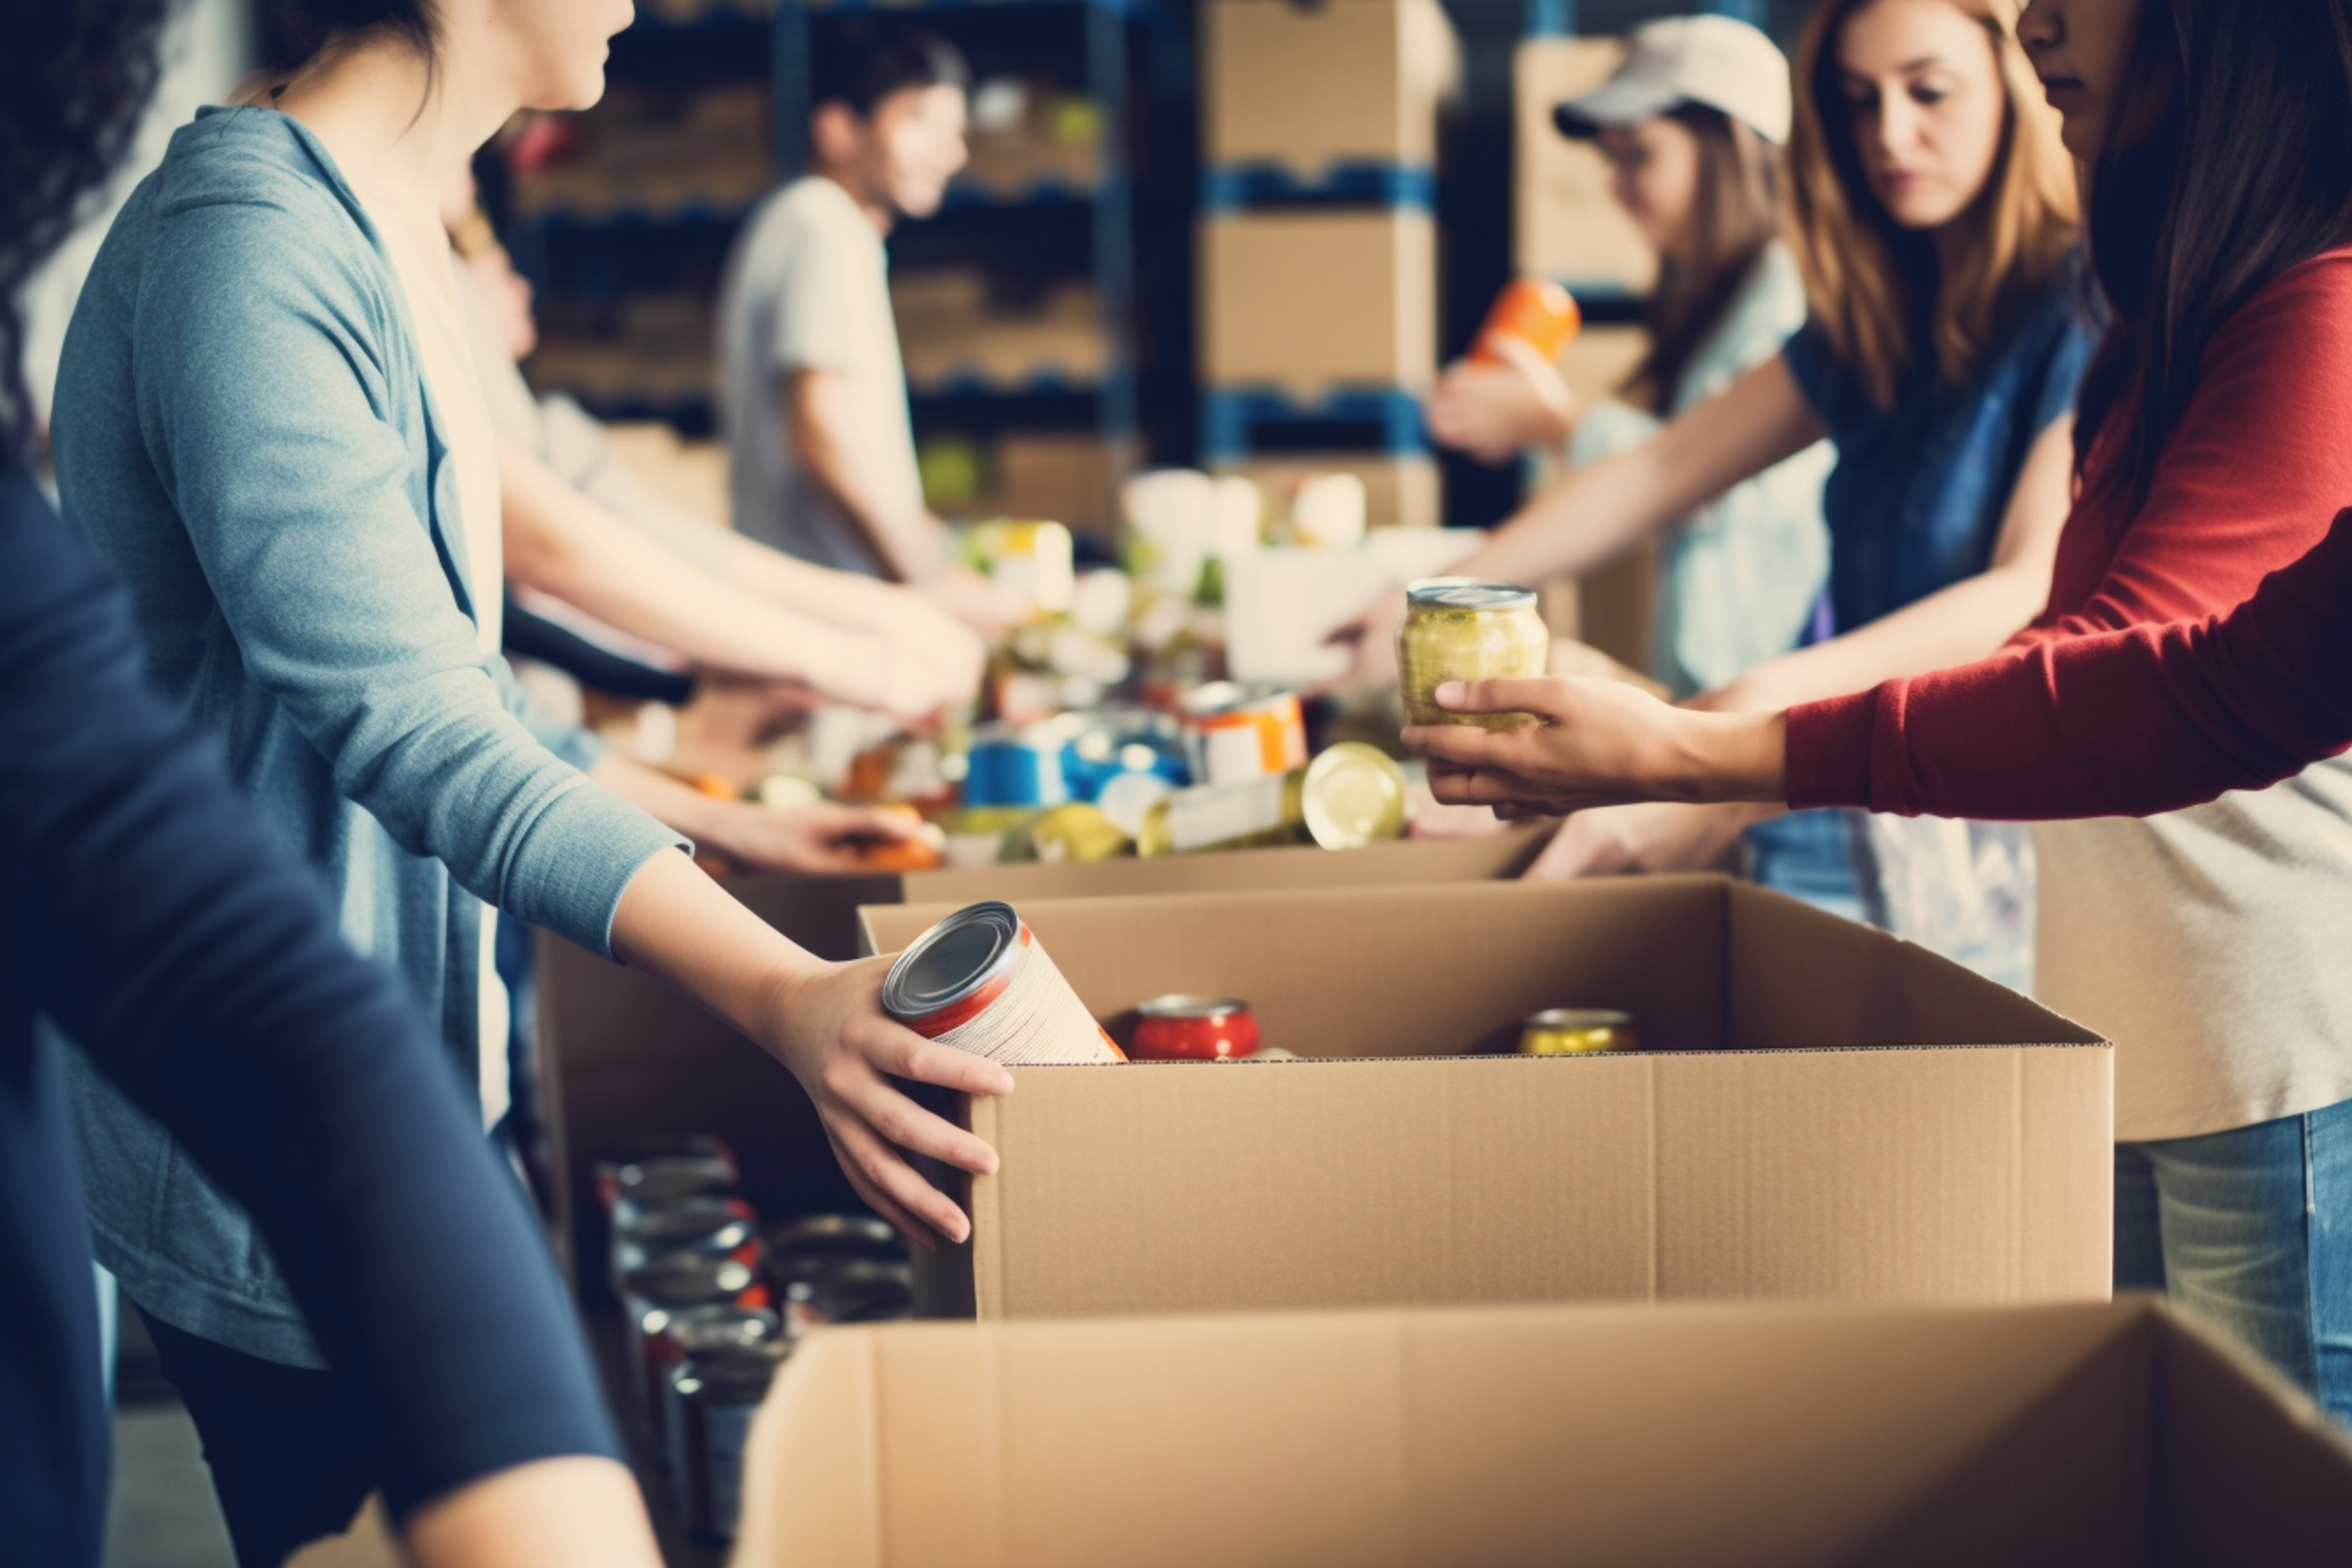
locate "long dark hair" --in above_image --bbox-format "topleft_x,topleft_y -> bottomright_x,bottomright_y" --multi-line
267,0 -> 439,72
2076,0 -> 2352,510
1629,105 -> 1780,416
0,0 -> 179,467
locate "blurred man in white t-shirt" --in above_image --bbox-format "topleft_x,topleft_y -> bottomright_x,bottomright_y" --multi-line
720,19 -> 1024,635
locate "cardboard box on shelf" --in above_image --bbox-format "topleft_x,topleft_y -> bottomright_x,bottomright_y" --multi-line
1516,37 -> 1658,296
983,434 -> 1125,537
535,831 -> 1550,1278
859,875 -> 2113,1321
736,1297 -> 2352,1568
1214,453 -> 1443,531
896,279 -> 1106,393
1201,210 -> 1438,394
1203,0 -> 1459,179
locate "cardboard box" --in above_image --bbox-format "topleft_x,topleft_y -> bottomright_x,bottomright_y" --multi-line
1202,0 -> 1459,179
1201,210 -> 1438,394
987,434 -> 1125,538
858,876 -> 2113,1320
534,832 -> 1550,1277
735,1297 -> 2352,1568
1213,453 -> 1444,531
1516,37 -> 1658,295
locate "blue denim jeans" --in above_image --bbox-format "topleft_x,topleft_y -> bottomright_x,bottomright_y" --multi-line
1742,808 -> 1867,924
2115,1098 -> 2352,1424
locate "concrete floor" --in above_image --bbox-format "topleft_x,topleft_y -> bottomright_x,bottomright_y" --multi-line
105,1403 -> 397,1568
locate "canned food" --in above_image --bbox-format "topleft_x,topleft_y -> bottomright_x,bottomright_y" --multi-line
1518,1009 -> 1639,1056
962,726 -> 1069,808
619,1255 -> 768,1426
967,518 -> 1074,616
609,1196 -> 761,1297
784,1258 -> 916,1338
593,1142 -> 737,1211
1095,769 -> 1175,838
643,1304 -> 782,1450
765,1212 -> 903,1263
1470,277 -> 1582,367
1132,996 -> 1261,1061
1396,581 -> 1549,731
1028,802 -> 1132,863
1179,683 -> 1309,787
882,901 -> 1125,1065
1135,743 -> 1406,856
665,1343 -> 789,1541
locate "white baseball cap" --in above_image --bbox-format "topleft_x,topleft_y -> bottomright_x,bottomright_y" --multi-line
1553,15 -> 1793,147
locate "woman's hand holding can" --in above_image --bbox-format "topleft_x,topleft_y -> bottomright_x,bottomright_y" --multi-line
761,956 -> 1013,1248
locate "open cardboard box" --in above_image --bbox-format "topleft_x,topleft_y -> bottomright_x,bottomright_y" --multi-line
858,876 -> 2114,1320
733,1297 -> 2352,1568
534,832 -> 1549,1280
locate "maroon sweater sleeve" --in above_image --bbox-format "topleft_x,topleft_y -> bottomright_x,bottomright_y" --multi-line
1787,252 -> 2352,819
1790,507 -> 2352,818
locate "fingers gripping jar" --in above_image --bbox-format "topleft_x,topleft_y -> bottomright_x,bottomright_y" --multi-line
1396,581 -> 1549,731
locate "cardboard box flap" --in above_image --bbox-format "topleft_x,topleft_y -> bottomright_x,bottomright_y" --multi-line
735,1299 -> 2352,1568
864,876 -> 2101,1058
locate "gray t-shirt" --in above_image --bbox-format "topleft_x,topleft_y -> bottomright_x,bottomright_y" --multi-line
719,176 -> 923,575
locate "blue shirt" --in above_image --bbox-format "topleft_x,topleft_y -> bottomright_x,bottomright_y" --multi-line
0,472 -> 617,1565
49,106 -> 685,1364
1781,265 -> 2096,632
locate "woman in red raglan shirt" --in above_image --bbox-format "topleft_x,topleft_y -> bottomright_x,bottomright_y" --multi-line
1407,0 -> 2352,1421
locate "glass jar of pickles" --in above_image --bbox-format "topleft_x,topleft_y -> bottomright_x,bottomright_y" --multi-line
1396,581 -> 1549,731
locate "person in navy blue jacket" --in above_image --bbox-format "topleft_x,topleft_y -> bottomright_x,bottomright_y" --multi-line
1,4 -> 669,1564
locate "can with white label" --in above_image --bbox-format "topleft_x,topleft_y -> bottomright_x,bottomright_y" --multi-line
881,901 -> 1126,1065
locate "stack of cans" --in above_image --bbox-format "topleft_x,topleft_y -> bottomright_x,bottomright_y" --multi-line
592,1137 -> 916,1542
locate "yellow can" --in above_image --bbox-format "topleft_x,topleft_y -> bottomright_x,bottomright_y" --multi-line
1518,1009 -> 1639,1056
1028,803 -> 1133,863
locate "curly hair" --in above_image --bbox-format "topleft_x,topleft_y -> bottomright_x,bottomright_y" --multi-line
0,0 -> 179,467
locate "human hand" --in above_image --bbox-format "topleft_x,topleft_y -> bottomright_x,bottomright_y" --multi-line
1425,338 -> 1579,466
918,566 -> 1033,639
761,956 -> 1011,1245
1400,676 -> 1788,815
697,800 -> 926,875
1523,799 -> 1764,880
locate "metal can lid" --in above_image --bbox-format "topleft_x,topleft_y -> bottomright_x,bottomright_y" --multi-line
1301,743 -> 1408,850
1138,994 -> 1251,1021
613,1154 -> 735,1201
1523,1009 -> 1635,1029
616,1198 -> 748,1244
624,1254 -> 756,1308
672,1342 -> 789,1402
764,1213 -> 901,1257
882,901 -> 1023,1021
1405,581 -> 1539,612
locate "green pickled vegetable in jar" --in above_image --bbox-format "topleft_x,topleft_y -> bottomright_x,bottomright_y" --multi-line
1396,582 -> 1548,730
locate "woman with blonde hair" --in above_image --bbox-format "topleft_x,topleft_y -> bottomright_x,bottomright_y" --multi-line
1346,0 -> 2093,934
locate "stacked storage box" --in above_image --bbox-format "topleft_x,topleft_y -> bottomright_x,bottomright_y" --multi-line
1197,0 -> 1456,529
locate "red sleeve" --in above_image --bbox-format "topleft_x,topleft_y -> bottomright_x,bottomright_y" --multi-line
1788,507 -> 2352,819
2022,251 -> 2352,642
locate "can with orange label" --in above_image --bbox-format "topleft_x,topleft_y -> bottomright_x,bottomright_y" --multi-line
1179,682 -> 1309,787
1470,278 -> 1582,367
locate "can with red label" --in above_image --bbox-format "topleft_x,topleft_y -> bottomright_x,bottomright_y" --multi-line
882,901 -> 1126,1065
1132,995 -> 1262,1060
609,1196 -> 761,1298
666,1342 -> 789,1541
645,1303 -> 782,1453
619,1255 -> 769,1427
783,1258 -> 916,1340
1178,683 -> 1309,787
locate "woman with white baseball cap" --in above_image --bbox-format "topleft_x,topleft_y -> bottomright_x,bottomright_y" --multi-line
1376,0 -> 2092,973
1428,14 -> 1834,707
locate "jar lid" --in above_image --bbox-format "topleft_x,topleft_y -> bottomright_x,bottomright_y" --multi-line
1406,581 -> 1538,612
